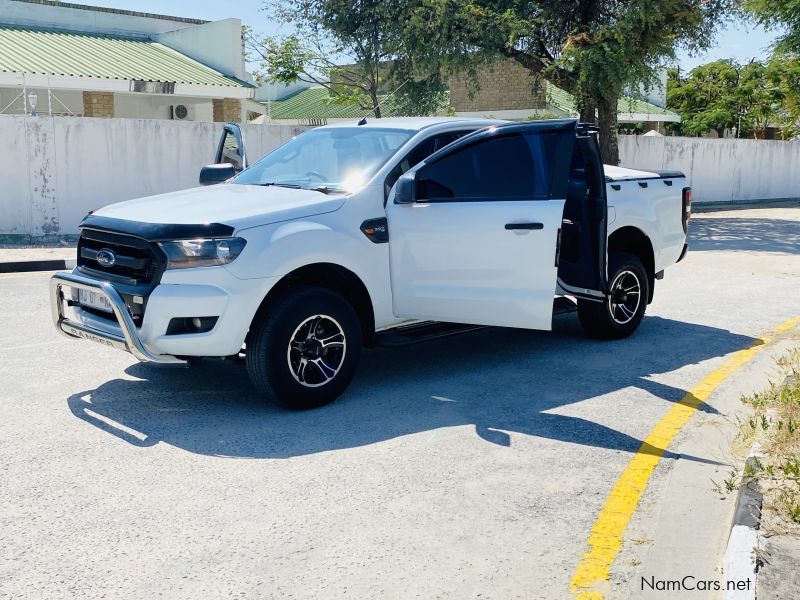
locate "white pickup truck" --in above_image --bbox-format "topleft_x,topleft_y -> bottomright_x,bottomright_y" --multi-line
50,118 -> 690,409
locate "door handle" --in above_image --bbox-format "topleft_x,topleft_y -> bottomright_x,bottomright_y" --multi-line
505,222 -> 544,230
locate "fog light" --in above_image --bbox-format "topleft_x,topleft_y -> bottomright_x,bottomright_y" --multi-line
166,316 -> 219,335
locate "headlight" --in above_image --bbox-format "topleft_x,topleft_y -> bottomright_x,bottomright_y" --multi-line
158,238 -> 247,269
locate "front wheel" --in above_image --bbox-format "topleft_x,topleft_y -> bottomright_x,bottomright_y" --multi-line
577,251 -> 649,339
246,286 -> 362,409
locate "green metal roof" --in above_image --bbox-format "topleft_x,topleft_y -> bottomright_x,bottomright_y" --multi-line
265,87 -> 451,120
547,84 -> 678,119
0,26 -> 251,88
266,84 -> 678,122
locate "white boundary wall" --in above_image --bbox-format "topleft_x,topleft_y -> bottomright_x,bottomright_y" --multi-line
619,135 -> 800,205
4,121 -> 799,238
0,115 -> 308,239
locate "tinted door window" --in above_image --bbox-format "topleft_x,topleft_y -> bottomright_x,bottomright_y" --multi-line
384,131 -> 473,199
417,132 -> 560,201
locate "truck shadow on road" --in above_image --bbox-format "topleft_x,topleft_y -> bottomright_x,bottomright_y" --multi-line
690,216 -> 800,254
67,315 -> 753,462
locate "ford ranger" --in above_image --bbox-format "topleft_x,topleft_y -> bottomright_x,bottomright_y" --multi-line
50,118 -> 691,409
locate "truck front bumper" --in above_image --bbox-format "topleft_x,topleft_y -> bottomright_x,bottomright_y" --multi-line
50,270 -> 186,365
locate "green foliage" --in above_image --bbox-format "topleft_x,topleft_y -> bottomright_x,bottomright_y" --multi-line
745,0 -> 800,55
783,456 -> 800,478
744,457 -> 763,477
527,112 -> 564,121
782,489 -> 800,523
246,1 -> 445,118
617,122 -> 645,135
389,70 -> 450,117
667,58 -> 800,138
400,0 -> 735,162
724,469 -> 740,493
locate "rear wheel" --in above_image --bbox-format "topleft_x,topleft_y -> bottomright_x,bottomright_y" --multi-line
246,286 -> 362,409
577,251 -> 649,339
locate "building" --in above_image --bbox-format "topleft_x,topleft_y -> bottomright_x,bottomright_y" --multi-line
262,58 -> 679,130
0,0 -> 256,121
448,58 -> 680,130
254,86 -> 452,124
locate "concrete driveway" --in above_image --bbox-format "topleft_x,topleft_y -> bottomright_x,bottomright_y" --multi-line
1,206 -> 799,599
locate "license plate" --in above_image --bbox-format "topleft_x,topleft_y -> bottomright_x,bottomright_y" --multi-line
78,289 -> 114,313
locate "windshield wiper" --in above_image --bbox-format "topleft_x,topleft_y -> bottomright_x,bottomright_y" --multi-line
258,182 -> 345,195
259,182 -> 302,189
309,185 -> 345,195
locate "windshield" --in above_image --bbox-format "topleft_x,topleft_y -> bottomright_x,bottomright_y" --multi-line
233,127 -> 414,192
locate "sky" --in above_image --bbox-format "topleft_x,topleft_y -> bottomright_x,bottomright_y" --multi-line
79,0 -> 782,72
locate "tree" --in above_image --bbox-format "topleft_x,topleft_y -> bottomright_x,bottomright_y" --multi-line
738,60 -> 790,135
745,0 -> 800,55
401,0 -> 733,163
770,57 -> 800,132
667,59 -> 797,138
246,0 -> 443,118
742,1 -> 800,134
667,60 -> 742,137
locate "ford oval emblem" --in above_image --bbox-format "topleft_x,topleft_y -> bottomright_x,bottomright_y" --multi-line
96,248 -> 116,267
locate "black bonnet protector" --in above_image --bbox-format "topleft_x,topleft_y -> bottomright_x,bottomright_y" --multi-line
79,215 -> 235,241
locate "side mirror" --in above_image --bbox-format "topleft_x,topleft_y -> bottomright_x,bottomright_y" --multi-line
199,163 -> 236,186
394,172 -> 417,204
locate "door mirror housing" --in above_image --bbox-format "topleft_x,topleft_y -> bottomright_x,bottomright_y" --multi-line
199,163 -> 237,186
394,171 -> 417,204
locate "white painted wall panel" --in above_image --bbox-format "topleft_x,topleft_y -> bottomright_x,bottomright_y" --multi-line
0,116 -> 31,236
25,116 -> 59,236
1,115 -> 309,237
619,135 -> 800,205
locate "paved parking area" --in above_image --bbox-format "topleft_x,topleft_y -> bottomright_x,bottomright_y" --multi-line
1,207 -> 799,599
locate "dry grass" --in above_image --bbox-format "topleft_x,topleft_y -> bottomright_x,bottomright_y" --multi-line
739,348 -> 800,530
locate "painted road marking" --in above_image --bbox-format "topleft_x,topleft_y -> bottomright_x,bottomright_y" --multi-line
570,316 -> 800,599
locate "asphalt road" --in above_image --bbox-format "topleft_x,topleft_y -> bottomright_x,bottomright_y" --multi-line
1,206 -> 799,599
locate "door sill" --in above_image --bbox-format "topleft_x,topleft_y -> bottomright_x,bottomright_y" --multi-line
375,321 -> 487,347
378,297 -> 580,347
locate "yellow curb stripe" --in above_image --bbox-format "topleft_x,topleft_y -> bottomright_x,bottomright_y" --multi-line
569,315 -> 800,598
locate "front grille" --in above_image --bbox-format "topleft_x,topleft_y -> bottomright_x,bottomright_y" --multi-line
77,229 -> 166,285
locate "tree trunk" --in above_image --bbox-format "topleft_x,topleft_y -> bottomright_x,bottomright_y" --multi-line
369,88 -> 382,119
597,96 -> 620,165
578,100 -> 596,124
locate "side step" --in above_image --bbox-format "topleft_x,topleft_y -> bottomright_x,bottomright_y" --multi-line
375,321 -> 487,348
375,297 -> 578,348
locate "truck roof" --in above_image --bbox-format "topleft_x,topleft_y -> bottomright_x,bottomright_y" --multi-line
318,119 -> 685,182
318,117 -> 508,131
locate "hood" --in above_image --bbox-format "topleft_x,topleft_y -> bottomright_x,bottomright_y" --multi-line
92,184 -> 346,232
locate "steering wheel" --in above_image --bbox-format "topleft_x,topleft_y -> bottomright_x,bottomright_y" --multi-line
305,170 -> 327,182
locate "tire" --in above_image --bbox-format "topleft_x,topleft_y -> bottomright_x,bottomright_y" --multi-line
577,251 -> 649,340
246,286 -> 362,409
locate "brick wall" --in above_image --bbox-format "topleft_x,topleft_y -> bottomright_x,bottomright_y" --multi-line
212,98 -> 242,122
82,91 -> 115,118
449,59 -> 547,112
